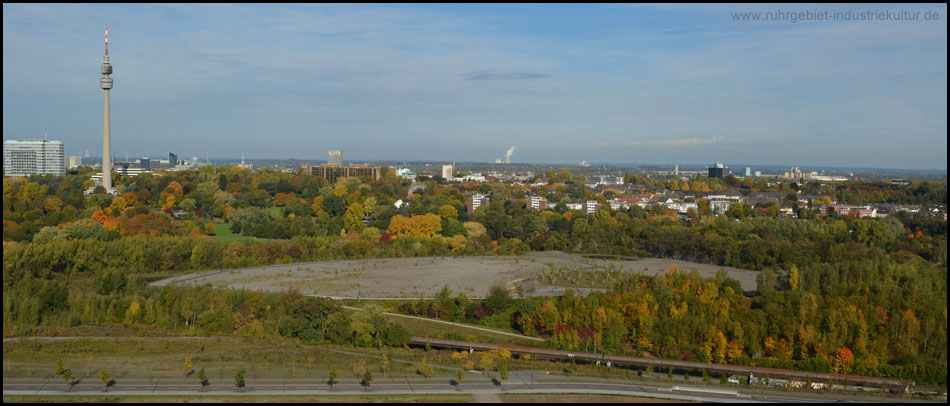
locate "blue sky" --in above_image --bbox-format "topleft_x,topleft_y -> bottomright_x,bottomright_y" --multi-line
2,4 -> 946,169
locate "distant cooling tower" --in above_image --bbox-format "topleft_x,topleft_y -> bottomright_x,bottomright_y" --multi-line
505,145 -> 517,164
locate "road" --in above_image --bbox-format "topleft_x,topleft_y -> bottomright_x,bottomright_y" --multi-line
3,372 -> 937,403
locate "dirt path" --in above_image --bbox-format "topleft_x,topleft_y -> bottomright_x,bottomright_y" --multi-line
341,306 -> 545,342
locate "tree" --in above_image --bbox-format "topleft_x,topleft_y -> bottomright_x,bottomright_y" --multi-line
728,202 -> 746,218
484,282 -> 512,312
380,353 -> 391,377
361,370 -> 373,391
62,368 -> 75,391
436,204 -> 457,220
455,370 -> 464,390
433,285 -> 455,320
352,359 -> 367,380
55,359 -> 65,376
834,347 -> 854,374
788,265 -> 800,291
328,368 -> 338,392
417,357 -> 435,380
323,195 -> 346,217
178,198 -> 196,212
713,331 -> 728,363
234,367 -> 246,392
99,367 -> 111,392
197,367 -> 209,392
184,357 -> 194,377
344,202 -> 366,233
463,222 -> 487,238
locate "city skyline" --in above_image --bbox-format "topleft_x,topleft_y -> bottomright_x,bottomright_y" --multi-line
2,4 -> 947,170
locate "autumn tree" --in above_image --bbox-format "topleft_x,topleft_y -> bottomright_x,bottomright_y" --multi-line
834,347 -> 854,373
344,202 -> 366,233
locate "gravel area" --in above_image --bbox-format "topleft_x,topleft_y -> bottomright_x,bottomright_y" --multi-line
151,251 -> 757,298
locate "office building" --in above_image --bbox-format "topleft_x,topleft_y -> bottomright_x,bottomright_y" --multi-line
467,193 -> 490,214
328,149 -> 343,166
169,152 -> 178,166
708,162 -> 731,179
68,155 -> 83,169
587,175 -> 625,186
442,164 -> 454,180
744,167 -> 752,177
311,163 -> 381,183
3,139 -> 66,177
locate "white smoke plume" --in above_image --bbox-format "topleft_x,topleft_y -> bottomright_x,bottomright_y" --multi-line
505,145 -> 517,163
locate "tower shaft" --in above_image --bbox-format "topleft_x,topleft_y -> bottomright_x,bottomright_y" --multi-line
102,89 -> 112,191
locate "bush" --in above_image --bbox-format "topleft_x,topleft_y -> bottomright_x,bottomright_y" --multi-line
299,327 -> 320,343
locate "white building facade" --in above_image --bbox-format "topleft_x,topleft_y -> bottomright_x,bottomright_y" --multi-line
4,139 -> 66,177
68,155 -> 84,169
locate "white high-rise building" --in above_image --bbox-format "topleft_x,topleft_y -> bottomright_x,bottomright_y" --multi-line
467,193 -> 490,214
4,139 -> 66,177
442,164 -> 454,180
328,149 -> 343,166
68,155 -> 83,169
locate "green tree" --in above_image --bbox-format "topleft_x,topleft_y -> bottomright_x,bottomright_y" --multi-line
361,370 -> 373,391
433,285 -> 455,320
328,368 -> 338,392
484,282 -> 512,312
61,368 -> 74,392
99,367 -> 111,392
498,363 -> 509,389
197,367 -> 208,392
234,367 -> 246,392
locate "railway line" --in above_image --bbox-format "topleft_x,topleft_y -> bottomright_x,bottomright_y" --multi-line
409,337 -> 916,394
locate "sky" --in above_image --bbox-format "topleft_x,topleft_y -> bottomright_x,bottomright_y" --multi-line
2,4 -> 947,170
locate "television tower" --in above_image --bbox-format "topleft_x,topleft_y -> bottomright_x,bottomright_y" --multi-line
100,25 -> 114,193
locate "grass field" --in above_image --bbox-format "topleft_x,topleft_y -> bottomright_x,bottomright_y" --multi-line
212,223 -> 263,242
2,325 -> 650,385
2,335 -> 452,383
1,394 -> 473,403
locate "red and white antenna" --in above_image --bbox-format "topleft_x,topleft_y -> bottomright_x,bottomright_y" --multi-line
105,25 -> 109,55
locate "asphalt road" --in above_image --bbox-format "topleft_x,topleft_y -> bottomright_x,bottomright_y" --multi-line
4,372 -> 937,403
